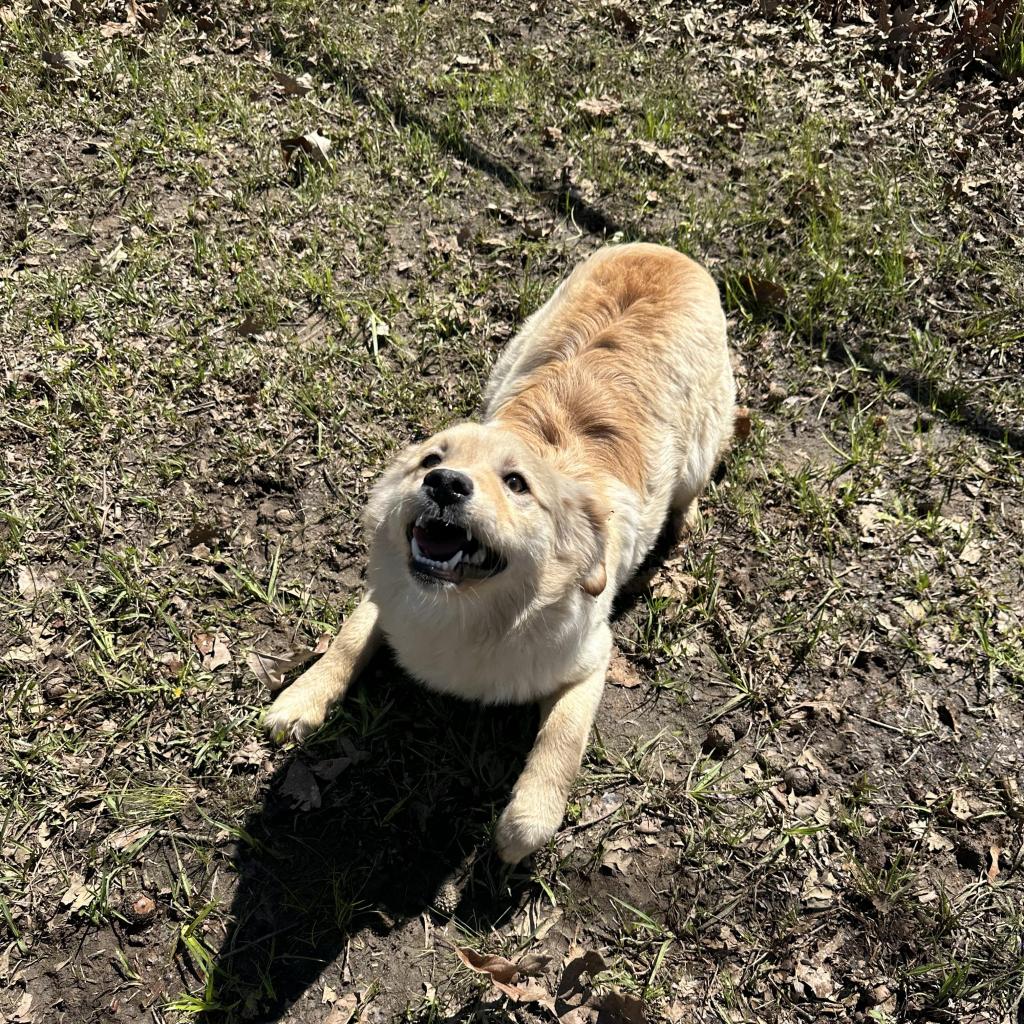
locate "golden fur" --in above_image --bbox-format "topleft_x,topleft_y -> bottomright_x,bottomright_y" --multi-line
265,243 -> 736,862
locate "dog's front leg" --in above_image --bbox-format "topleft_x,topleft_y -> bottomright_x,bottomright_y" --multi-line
495,666 -> 606,863
264,596 -> 381,742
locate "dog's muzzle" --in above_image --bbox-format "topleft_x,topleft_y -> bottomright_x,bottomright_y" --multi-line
406,500 -> 506,586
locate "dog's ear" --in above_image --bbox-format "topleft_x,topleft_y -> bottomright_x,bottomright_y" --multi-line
571,486 -> 610,598
579,493 -> 609,596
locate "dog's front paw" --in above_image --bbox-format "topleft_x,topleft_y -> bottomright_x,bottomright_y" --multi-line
495,792 -> 564,864
263,684 -> 327,743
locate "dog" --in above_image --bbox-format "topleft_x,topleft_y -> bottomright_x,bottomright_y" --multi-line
265,242 -> 736,863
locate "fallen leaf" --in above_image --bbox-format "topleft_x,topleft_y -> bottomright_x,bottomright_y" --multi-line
576,95 -> 621,119
607,650 -> 642,688
794,961 -> 834,999
894,597 -> 926,624
959,540 -> 983,564
453,946 -> 552,1003
273,70 -> 314,95
632,139 -> 689,171
324,992 -> 359,1024
578,791 -> 624,827
596,989 -> 646,1023
280,759 -> 321,810
98,241 -> 127,273
9,989 -> 34,1024
229,737 -> 268,770
280,130 -> 332,166
17,565 -> 59,600
157,652 -> 184,675
59,874 -> 93,914
733,406 -> 751,441
599,835 -> 634,875
194,631 -> 232,670
323,984 -> 338,1004
949,789 -> 972,821
987,845 -> 1002,883
857,504 -> 883,539
737,274 -> 787,311
245,635 -> 330,692
516,952 -> 552,976
43,49 -> 90,74
453,947 -> 522,986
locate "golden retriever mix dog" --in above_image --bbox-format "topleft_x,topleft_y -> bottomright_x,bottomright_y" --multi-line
265,242 -> 736,862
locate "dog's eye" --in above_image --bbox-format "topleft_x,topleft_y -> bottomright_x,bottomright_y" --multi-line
503,472 -> 529,494
420,453 -> 442,469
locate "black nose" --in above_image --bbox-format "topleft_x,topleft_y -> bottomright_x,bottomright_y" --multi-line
423,468 -> 473,505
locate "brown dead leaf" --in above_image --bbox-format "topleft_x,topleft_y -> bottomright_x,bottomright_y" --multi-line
949,789 -> 971,821
578,791 -> 624,827
59,873 -> 94,914
453,946 -> 552,1004
229,737 -> 268,770
43,49 -> 90,74
9,989 -> 35,1024
599,835 -> 634,875
576,95 -> 622,119
597,989 -> 646,1024
607,650 -> 643,688
273,70 -> 314,96
959,540 -> 983,564
280,130 -> 332,166
737,274 -> 787,311
632,139 -> 689,172
280,759 -> 321,810
453,946 -> 522,985
17,565 -> 59,600
733,406 -> 751,441
794,961 -> 834,1000
324,992 -> 359,1024
987,845 -> 1002,883
245,635 -> 330,691
894,597 -> 926,624
194,631 -> 232,670
98,241 -> 127,273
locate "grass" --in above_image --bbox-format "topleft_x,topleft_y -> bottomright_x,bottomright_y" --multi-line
1,0 -> 1023,1022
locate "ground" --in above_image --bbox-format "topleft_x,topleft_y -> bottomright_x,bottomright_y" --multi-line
1,1 -> 1023,1022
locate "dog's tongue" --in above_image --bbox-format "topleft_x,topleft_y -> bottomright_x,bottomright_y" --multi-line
413,524 -> 464,561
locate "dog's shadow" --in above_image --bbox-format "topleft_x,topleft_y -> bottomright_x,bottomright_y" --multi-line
204,509 -> 689,1021
203,653 -> 536,1023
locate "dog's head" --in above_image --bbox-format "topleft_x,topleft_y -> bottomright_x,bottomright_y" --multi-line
364,422 -> 608,605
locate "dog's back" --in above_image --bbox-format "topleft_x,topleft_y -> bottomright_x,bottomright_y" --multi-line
484,242 -> 735,575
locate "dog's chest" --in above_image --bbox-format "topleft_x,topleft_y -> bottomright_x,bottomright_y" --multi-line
379,604 -> 604,705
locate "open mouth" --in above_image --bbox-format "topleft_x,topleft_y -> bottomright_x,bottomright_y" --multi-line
407,514 -> 506,585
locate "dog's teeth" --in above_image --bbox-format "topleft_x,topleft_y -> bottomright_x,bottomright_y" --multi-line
464,527 -> 472,541
411,537 -> 424,560
442,550 -> 463,570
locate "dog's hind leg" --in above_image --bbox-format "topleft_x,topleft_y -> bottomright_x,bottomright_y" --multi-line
494,654 -> 608,863
264,596 -> 381,742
